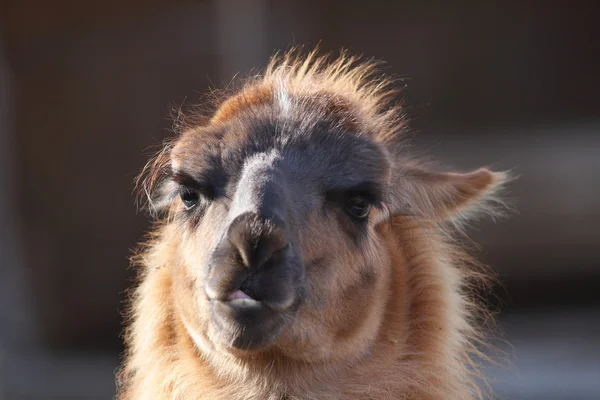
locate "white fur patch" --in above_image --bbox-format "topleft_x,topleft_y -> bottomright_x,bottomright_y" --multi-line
181,315 -> 213,355
276,85 -> 292,116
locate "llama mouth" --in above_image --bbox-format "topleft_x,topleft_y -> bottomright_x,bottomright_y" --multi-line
209,286 -> 298,351
227,289 -> 254,300
226,289 -> 261,308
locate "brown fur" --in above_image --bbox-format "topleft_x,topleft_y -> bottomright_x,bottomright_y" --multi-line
118,49 -> 509,399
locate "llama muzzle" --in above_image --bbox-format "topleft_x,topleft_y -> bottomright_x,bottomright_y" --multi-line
203,202 -> 303,350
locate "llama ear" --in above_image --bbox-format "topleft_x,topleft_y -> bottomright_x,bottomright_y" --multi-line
389,166 -> 509,223
135,144 -> 176,217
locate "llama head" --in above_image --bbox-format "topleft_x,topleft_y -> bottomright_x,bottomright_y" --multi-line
138,51 -> 508,364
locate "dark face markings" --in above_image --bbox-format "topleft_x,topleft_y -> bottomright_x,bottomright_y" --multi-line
165,92 -> 397,354
171,116 -> 390,234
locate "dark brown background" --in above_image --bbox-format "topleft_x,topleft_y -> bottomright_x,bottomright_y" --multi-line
1,1 -> 599,398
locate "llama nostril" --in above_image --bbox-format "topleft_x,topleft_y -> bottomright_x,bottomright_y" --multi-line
226,212 -> 289,270
205,265 -> 248,301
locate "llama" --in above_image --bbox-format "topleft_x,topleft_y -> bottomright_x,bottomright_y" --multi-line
117,49 -> 509,400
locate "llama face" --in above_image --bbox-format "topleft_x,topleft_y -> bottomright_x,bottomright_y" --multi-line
168,108 -> 394,359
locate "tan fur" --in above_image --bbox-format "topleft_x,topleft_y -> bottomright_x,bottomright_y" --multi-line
118,49 -> 509,399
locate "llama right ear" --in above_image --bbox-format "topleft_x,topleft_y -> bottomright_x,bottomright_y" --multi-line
388,166 -> 509,223
135,144 -> 176,217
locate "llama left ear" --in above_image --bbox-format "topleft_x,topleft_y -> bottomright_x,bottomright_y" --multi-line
389,166 -> 509,223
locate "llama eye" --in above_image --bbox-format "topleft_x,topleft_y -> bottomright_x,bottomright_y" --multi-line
180,188 -> 200,210
345,196 -> 371,220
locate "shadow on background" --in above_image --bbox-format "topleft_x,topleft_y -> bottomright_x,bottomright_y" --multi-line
1,1 -> 599,398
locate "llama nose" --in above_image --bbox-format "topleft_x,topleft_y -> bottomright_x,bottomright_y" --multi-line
226,212 -> 288,270
205,212 -> 292,305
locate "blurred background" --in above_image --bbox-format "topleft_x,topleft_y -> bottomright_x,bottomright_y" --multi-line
1,1 -> 599,399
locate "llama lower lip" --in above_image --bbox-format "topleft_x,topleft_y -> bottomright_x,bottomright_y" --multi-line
226,289 -> 262,308
227,289 -> 254,301
227,297 -> 262,308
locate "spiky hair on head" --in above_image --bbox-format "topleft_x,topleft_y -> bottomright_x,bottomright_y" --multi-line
189,47 -> 408,142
